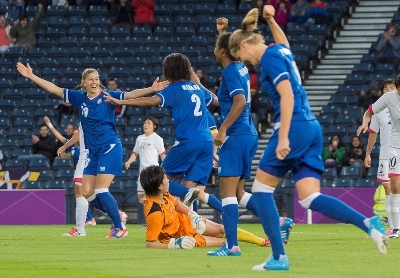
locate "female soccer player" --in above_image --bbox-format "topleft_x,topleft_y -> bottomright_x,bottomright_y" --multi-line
364,79 -> 397,236
125,116 -> 166,202
228,6 -> 388,270
208,17 -> 280,257
140,165 -> 270,249
359,77 -> 400,238
43,117 -> 94,236
16,63 -> 167,238
104,53 -> 223,213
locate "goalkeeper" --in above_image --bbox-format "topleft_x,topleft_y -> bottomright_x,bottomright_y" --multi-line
141,165 -> 270,249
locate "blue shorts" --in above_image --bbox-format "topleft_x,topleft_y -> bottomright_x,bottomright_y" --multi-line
218,134 -> 258,179
162,141 -> 213,186
259,119 -> 324,182
84,143 -> 123,176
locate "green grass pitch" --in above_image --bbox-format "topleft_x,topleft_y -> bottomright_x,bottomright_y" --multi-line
0,223 -> 397,278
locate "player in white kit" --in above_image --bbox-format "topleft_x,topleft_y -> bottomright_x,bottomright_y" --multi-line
364,79 -> 396,235
358,76 -> 400,238
124,116 -> 166,202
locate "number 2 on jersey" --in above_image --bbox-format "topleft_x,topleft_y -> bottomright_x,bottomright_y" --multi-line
191,94 -> 202,116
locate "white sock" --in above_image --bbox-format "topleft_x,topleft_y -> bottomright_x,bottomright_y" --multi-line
76,197 -> 88,233
390,194 -> 400,230
386,195 -> 393,228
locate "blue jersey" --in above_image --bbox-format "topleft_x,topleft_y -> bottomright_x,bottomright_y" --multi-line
156,81 -> 213,143
63,89 -> 124,149
218,62 -> 257,136
259,44 -> 315,123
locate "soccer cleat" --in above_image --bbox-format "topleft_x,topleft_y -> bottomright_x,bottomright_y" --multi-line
207,245 -> 241,256
368,216 -> 389,254
253,254 -> 289,271
280,217 -> 294,244
62,227 -> 86,237
386,228 -> 394,236
105,228 -> 128,238
183,188 -> 200,207
85,219 -> 96,226
119,210 -> 128,225
389,229 -> 399,239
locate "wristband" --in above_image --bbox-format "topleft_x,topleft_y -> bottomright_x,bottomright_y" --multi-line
47,123 -> 54,129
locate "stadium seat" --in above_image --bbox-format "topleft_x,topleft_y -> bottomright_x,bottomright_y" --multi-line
375,63 -> 394,74
68,26 -> 87,37
100,36 -> 121,48
216,3 -> 236,16
147,107 -> 170,118
121,36 -> 143,48
336,114 -> 356,125
324,125 -> 346,136
157,16 -> 175,28
0,116 -> 11,130
21,180 -> 42,189
28,157 -> 51,171
69,47 -> 91,57
13,118 -> 34,128
80,36 -> 101,47
6,127 -> 29,138
197,26 -> 215,36
154,26 -> 173,37
287,23 -> 307,35
54,169 -> 74,180
47,5 -> 65,17
175,26 -> 195,37
115,117 -> 127,128
340,166 -> 361,179
81,57 -> 102,68
10,108 -> 31,119
68,15 -> 90,29
321,168 -> 337,180
355,178 -> 377,187
88,5 -> 108,16
125,108 -> 145,118
124,56 -> 147,68
90,16 -> 112,27
366,166 -> 378,178
38,169 -> 55,181
108,66 -> 129,78
111,26 -> 131,37
124,127 -> 142,136
112,46 -> 135,57
280,179 -> 295,188
68,5 -> 87,17
1,138 -> 20,149
48,16 -> 68,29
152,66 -> 163,77
130,66 -> 152,78
321,104 -> 341,115
44,180 -> 66,189
332,177 -> 354,188
138,46 -> 154,57
120,137 -> 135,149
317,114 -> 335,125
45,27 -> 67,39
125,76 -> 147,88
307,24 -> 327,36
3,87 -> 23,99
154,4 -> 173,16
5,158 -> 26,170
63,67 -> 83,78
52,158 -> 75,170
19,99 -> 40,109
59,77 -> 77,88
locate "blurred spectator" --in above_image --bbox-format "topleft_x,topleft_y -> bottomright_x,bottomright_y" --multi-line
247,64 -> 260,132
106,78 -> 126,118
376,23 -> 400,67
24,0 -> 50,10
9,3 -> 42,51
9,0 -> 25,11
342,136 -> 366,168
369,80 -> 382,103
0,1 -> 7,13
84,0 -> 103,11
22,123 -> 56,163
55,123 -> 75,157
195,68 -> 208,87
322,134 -> 345,169
289,0 -> 309,23
266,0 -> 291,10
307,0 -> 327,24
131,0 -> 155,29
275,0 -> 289,27
109,0 -> 133,30
54,100 -> 76,125
0,14 -> 11,54
254,0 -> 267,26
357,88 -> 369,110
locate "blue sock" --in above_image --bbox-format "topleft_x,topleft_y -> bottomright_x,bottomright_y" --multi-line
193,200 -> 198,212
86,209 -> 94,220
253,192 -> 285,260
207,194 -> 222,212
95,190 -> 123,230
245,195 -> 258,217
168,181 -> 189,198
309,194 -> 368,233
89,196 -> 107,213
221,197 -> 239,249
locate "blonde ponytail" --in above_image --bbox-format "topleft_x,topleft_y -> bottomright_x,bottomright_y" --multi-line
241,8 -> 259,32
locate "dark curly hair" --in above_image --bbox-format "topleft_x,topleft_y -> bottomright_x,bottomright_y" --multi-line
140,165 -> 166,196
216,33 -> 237,61
162,53 -> 192,83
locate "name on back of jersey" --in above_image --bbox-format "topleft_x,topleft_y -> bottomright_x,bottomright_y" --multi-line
182,84 -> 201,91
238,66 -> 248,77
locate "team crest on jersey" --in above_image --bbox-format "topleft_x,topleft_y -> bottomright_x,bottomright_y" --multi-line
84,157 -> 91,168
100,166 -> 105,172
97,98 -> 102,104
81,103 -> 89,118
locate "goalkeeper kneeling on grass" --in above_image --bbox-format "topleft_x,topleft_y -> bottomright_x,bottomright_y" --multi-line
141,165 -> 270,249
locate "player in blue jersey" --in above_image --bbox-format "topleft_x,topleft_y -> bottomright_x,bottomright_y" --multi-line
16,63 -> 168,238
104,53 -> 223,213
208,17 -> 278,257
228,6 -> 388,270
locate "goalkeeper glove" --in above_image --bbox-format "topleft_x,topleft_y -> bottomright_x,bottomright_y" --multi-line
168,236 -> 196,249
188,211 -> 206,235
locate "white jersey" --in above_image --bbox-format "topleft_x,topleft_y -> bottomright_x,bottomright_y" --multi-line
133,133 -> 165,171
78,122 -> 88,159
369,108 -> 391,159
370,91 -> 400,149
